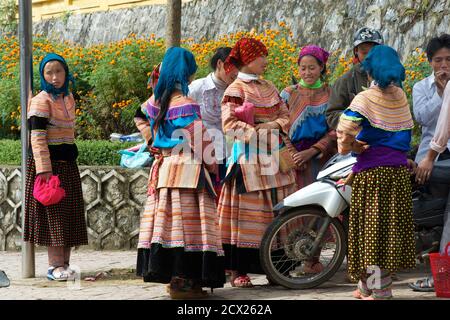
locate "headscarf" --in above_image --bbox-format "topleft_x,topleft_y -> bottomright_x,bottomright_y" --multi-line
224,38 -> 268,74
361,45 -> 405,89
298,45 -> 330,65
153,47 -> 197,101
39,53 -> 75,98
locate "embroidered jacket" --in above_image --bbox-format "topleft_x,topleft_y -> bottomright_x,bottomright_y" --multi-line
222,77 -> 296,192
337,84 -> 413,164
136,95 -> 217,191
280,84 -> 336,157
27,91 -> 78,174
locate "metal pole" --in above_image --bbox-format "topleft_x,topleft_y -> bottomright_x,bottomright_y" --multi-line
19,0 -> 35,278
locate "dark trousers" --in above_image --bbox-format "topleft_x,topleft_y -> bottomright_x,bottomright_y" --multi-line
429,153 -> 450,254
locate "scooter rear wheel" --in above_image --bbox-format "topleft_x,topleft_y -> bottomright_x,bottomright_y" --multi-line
260,207 -> 347,289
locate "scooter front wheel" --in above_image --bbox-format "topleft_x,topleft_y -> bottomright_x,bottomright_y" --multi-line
260,207 -> 347,289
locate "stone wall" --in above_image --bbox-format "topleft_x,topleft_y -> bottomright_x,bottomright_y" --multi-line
0,166 -> 149,251
31,0 -> 450,56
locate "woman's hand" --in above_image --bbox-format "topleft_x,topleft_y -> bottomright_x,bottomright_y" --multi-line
293,148 -> 319,169
416,157 -> 434,184
407,159 -> 417,175
38,172 -> 52,183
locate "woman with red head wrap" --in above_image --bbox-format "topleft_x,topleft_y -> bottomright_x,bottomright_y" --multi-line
218,38 -> 297,288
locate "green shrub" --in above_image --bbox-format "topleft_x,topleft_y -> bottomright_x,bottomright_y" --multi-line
76,140 -> 135,166
82,42 -> 165,139
0,139 -> 136,166
0,139 -> 20,165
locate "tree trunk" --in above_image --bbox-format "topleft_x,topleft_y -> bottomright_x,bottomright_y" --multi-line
166,0 -> 181,49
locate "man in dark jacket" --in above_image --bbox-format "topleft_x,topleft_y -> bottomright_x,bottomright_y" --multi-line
326,27 -> 384,129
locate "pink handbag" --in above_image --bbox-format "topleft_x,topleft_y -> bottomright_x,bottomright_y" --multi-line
33,175 -> 66,206
235,102 -> 255,126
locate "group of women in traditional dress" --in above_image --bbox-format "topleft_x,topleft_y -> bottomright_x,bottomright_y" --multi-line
130,36 -> 416,299
24,31 -> 417,300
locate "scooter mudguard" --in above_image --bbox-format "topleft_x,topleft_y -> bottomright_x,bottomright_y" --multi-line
273,181 -> 349,218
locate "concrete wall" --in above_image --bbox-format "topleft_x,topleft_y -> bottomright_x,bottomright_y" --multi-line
31,0 -> 450,56
30,0 -> 191,21
0,165 -> 149,251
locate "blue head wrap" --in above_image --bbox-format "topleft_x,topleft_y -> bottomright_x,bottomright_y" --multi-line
153,47 -> 197,101
361,45 -> 405,89
39,53 -> 75,98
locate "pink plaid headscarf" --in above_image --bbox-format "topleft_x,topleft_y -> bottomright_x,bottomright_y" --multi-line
298,45 -> 330,65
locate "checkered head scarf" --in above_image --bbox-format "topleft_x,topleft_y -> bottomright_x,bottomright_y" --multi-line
224,38 -> 268,74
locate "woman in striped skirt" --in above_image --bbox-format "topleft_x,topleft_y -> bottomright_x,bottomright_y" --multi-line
218,38 -> 297,288
134,47 -> 225,299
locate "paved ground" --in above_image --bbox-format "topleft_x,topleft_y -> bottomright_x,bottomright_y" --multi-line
0,249 -> 445,300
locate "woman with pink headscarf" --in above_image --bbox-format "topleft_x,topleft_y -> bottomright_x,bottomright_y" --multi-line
280,45 -> 337,273
281,45 -> 336,191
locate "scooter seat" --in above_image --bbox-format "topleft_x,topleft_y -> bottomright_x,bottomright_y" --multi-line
413,197 -> 446,228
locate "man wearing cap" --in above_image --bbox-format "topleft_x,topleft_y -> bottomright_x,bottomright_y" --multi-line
326,27 -> 384,129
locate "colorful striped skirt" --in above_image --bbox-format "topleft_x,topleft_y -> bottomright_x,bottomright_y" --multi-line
218,174 -> 297,274
347,166 -> 416,280
23,156 -> 88,247
136,187 -> 225,288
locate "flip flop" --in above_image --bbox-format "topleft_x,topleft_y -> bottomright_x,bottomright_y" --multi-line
303,261 -> 324,273
233,275 -> 254,288
353,289 -> 368,299
47,267 -> 70,281
408,277 -> 435,292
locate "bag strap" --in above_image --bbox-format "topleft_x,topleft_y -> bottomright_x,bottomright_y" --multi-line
137,142 -> 148,154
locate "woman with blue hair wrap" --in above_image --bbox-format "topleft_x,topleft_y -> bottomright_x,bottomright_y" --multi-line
38,53 -> 76,98
134,47 -> 225,299
336,45 -> 416,299
361,45 -> 406,89
24,53 -> 88,281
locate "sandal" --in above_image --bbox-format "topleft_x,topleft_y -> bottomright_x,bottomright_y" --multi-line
169,288 -> 208,300
303,261 -> 324,274
408,276 -> 435,292
232,275 -> 254,288
47,266 -> 70,281
352,289 -> 370,299
168,277 -> 208,300
353,289 -> 393,300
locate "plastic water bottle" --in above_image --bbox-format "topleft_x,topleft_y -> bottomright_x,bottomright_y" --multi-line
119,132 -> 144,143
110,133 -> 123,142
